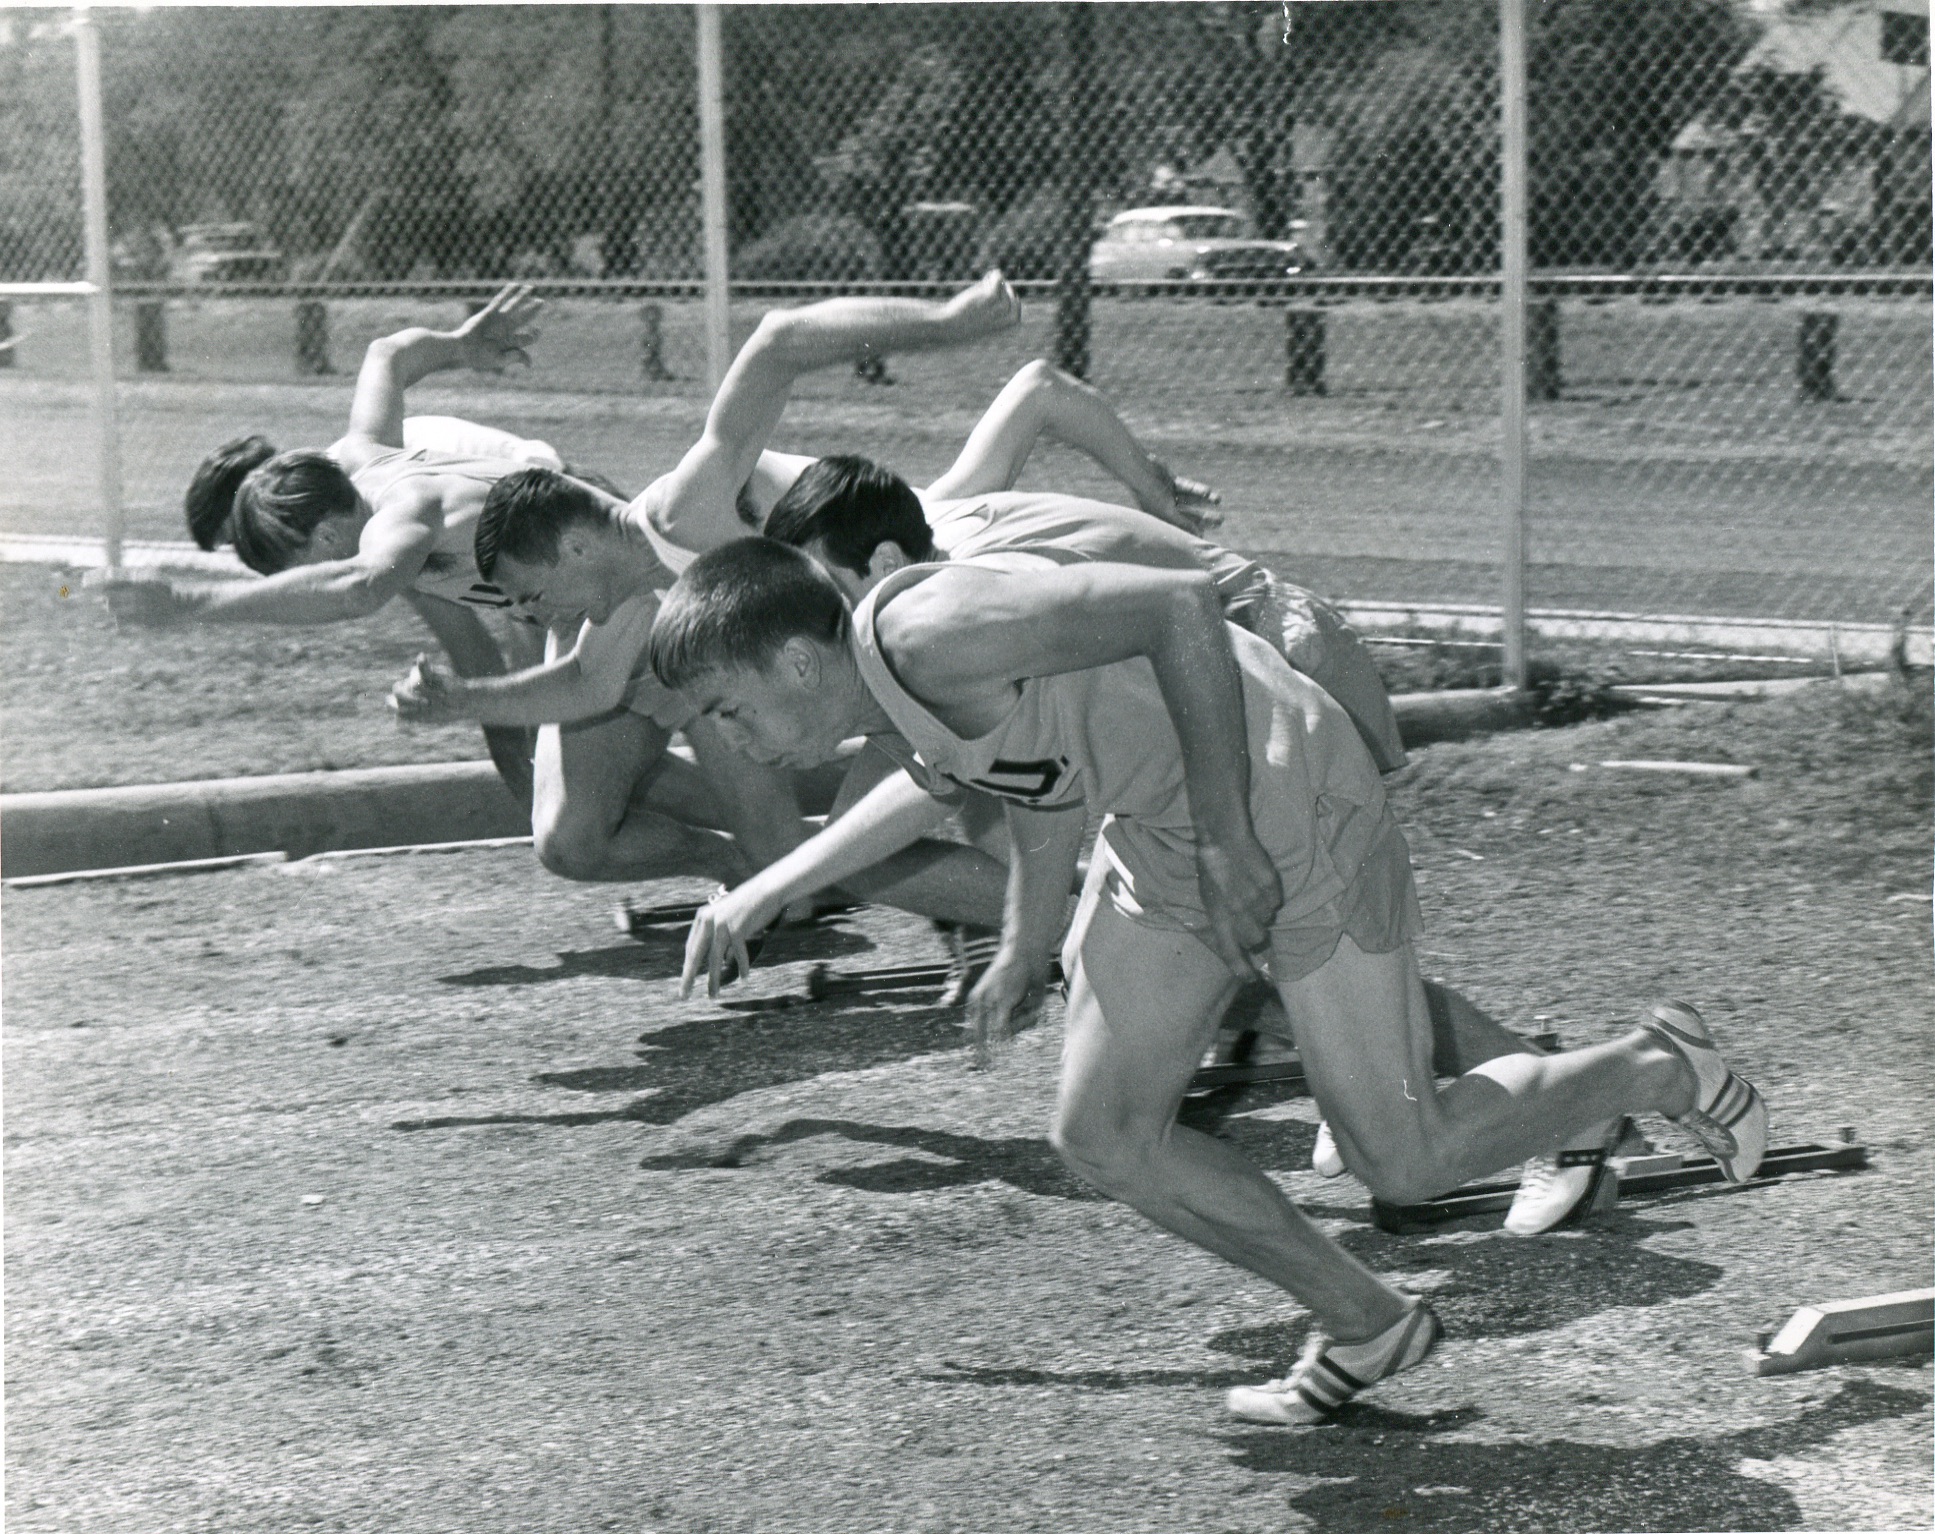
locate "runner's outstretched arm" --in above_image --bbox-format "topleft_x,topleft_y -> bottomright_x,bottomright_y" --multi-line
392,574 -> 663,728
95,493 -> 442,627
923,358 -> 1220,532
681,767 -> 954,997
343,286 -> 543,449
644,272 -> 1021,555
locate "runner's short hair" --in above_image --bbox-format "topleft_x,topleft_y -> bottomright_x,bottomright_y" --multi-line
650,538 -> 851,691
185,435 -> 277,551
762,454 -> 935,575
229,450 -> 361,575
475,467 -> 605,580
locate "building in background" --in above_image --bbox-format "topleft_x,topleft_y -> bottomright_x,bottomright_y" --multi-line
1655,0 -> 1930,264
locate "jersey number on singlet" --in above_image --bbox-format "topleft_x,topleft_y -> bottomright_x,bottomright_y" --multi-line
965,756 -> 1069,803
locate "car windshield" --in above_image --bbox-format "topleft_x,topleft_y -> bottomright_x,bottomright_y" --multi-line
1173,215 -> 1247,240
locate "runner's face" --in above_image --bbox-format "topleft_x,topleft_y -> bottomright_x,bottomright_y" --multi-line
688,651 -> 848,768
496,549 -> 613,627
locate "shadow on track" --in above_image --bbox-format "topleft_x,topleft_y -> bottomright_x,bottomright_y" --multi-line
435,924 -> 876,989
392,1003 -> 974,1132
1220,1376 -> 1928,1533
640,1116 -> 1100,1200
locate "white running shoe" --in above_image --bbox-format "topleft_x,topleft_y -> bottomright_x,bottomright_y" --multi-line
1311,1120 -> 1346,1179
1503,1115 -> 1630,1235
1643,1001 -> 1768,1184
1226,1298 -> 1443,1426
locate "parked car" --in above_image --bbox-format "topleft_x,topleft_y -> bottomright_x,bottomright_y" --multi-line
1088,205 -> 1303,283
174,223 -> 286,284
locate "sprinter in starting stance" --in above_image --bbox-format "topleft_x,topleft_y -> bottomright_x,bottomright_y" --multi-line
648,538 -> 1769,1426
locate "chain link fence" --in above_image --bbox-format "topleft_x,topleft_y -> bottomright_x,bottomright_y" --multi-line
2,2 -> 1929,645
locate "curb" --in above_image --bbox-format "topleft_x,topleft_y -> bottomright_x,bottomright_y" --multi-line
0,761 -> 528,881
0,677 -> 1890,881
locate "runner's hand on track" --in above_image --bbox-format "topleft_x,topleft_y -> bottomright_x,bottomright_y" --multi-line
389,653 -> 458,723
963,949 -> 1040,1071
455,284 -> 543,372
1194,829 -> 1283,982
86,568 -> 194,628
682,883 -> 779,1000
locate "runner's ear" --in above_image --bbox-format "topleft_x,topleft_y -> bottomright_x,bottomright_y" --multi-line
778,634 -> 824,690
869,541 -> 912,581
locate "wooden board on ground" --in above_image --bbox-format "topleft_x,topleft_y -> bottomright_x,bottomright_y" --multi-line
1752,1287 -> 1935,1375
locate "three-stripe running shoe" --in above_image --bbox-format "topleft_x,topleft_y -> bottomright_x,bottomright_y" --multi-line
1643,1000 -> 1768,1184
1226,1296 -> 1443,1426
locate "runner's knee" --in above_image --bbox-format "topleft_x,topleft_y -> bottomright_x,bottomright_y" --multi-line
1049,1103 -> 1160,1198
1345,1131 -> 1458,1206
532,803 -> 619,881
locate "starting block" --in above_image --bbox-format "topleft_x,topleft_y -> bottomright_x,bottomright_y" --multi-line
1371,1131 -> 1870,1234
806,960 -> 953,999
719,955 -> 1071,1012
1752,1288 -> 1935,1375
715,961 -> 956,1013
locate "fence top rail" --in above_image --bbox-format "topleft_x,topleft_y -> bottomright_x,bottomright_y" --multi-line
89,271 -> 1935,303
0,282 -> 100,298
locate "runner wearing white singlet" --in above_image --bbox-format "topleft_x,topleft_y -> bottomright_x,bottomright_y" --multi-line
650,537 -> 1767,1428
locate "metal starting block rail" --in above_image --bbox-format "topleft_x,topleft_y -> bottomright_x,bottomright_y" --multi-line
614,899 -> 707,935
1186,1031 -> 1562,1097
615,896 -> 867,940
1371,1132 -> 1870,1234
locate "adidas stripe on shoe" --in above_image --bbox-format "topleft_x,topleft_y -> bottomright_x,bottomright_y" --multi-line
1226,1298 -> 1442,1426
1503,1115 -> 1630,1235
1643,1000 -> 1768,1184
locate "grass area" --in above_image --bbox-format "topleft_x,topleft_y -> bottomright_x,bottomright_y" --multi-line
4,679 -> 1929,1533
0,563 -> 490,792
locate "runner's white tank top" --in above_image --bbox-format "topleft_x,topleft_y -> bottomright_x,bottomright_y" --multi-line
348,445 -> 521,612
919,489 -> 1404,771
849,553 -> 1394,937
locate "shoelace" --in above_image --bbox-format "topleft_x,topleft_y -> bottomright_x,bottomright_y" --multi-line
1516,1155 -> 1562,1194
1279,1330 -> 1336,1394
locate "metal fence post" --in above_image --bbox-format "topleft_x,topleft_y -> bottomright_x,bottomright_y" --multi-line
1528,297 -> 1560,401
1285,309 -> 1326,394
74,9 -> 124,571
134,300 -> 168,372
640,302 -> 674,381
696,3 -> 731,393
1497,0 -> 1528,692
1054,1 -> 1097,379
1798,312 -> 1838,402
295,300 -> 332,375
